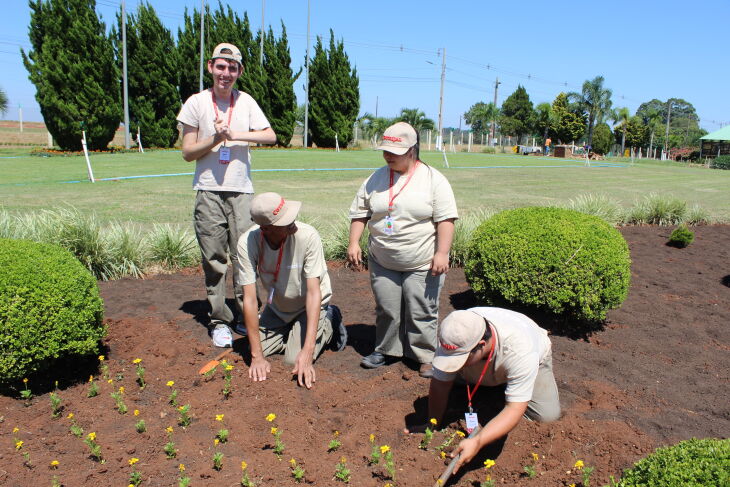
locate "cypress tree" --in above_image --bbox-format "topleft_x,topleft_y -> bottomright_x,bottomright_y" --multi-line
499,85 -> 533,145
307,30 -> 359,148
551,92 -> 585,144
22,0 -> 121,151
263,23 -> 300,146
115,2 -> 180,148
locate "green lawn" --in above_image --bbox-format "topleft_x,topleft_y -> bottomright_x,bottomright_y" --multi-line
1,148 -> 728,225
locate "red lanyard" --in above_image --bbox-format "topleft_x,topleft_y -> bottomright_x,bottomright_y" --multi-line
258,233 -> 286,285
388,160 -> 420,212
211,90 -> 235,145
466,324 -> 496,412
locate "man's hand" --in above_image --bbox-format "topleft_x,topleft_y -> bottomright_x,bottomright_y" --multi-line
214,117 -> 231,141
248,357 -> 271,382
451,436 -> 481,473
292,349 -> 316,389
346,242 -> 362,269
430,251 -> 450,276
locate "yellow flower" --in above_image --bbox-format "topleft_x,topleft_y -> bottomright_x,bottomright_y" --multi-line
225,364 -> 234,371
532,452 -> 539,462
178,463 -> 185,472
456,431 -> 465,438
333,430 -> 339,436
89,375 -> 94,382
166,380 -> 175,387
128,457 -> 139,466
430,418 -> 438,425
118,386 -> 125,394
385,484 -> 393,487
574,460 -> 584,470
340,456 -> 347,463
484,459 -> 495,469
133,409 -> 140,416
98,355 -> 105,362
87,432 -> 96,441
129,484 -> 134,487
67,413 -> 74,420
50,460 -> 59,468
440,451 -> 446,459
132,358 -> 141,364
107,379 -> 113,384
241,460 -> 248,471
271,427 -> 278,435
437,481 -> 444,486
15,440 -> 23,449
166,426 -> 174,434
12,427 -> 19,433
23,378 -> 28,384
215,414 -> 224,422
569,484 -> 576,487
369,433 -> 375,442
265,413 -> 276,422
289,458 -> 297,466
380,445 -> 390,454
214,438 -> 220,446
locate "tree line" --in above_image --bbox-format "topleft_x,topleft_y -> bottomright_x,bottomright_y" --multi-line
21,0 -> 359,151
464,76 -> 707,155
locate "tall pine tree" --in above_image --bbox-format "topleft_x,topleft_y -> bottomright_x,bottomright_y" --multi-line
22,0 -> 121,150
263,23 -> 300,146
115,2 -> 180,147
499,85 -> 533,145
307,30 -> 359,148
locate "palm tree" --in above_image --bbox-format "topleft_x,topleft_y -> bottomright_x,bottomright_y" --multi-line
358,112 -> 394,145
568,76 -> 613,146
464,102 -> 499,143
0,87 -> 8,116
611,107 -> 630,155
535,102 -> 557,141
644,107 -> 663,158
396,108 -> 435,132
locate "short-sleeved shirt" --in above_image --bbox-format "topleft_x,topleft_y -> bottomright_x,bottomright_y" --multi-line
348,163 -> 458,272
236,222 -> 332,324
433,307 -> 552,403
177,89 -> 270,193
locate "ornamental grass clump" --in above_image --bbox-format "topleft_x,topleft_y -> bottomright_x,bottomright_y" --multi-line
465,207 -> 630,324
668,224 -> 695,248
0,239 -> 105,384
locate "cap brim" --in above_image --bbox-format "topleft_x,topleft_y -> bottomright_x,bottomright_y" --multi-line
432,348 -> 471,373
375,144 -> 410,155
273,200 -> 301,226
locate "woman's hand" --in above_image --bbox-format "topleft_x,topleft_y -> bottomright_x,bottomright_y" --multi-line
430,251 -> 450,276
347,242 -> 362,269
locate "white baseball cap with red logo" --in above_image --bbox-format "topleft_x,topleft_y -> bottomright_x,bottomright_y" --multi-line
376,122 -> 417,155
432,310 -> 488,372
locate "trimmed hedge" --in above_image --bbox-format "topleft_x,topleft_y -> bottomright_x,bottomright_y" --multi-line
617,438 -> 729,486
0,239 -> 105,383
711,155 -> 730,170
668,224 -> 694,248
465,207 -> 630,322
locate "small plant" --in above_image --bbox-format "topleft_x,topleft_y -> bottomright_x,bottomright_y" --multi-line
110,386 -> 128,414
222,360 -> 234,398
240,460 -> 255,487
480,459 -> 496,487
67,412 -> 83,437
368,433 -> 380,465
573,459 -> 594,487
668,224 -> 694,248
212,446 -> 224,471
52,476 -> 61,487
99,355 -> 109,380
128,457 -> 142,486
132,358 -> 146,389
20,378 -> 32,401
167,380 -> 178,406
215,413 -> 229,443
50,459 -> 60,469
328,430 -> 342,452
177,404 -> 192,427
12,427 -> 31,466
266,413 -> 285,458
381,445 -> 395,481
84,431 -> 103,463
49,391 -> 63,418
436,429 -> 464,452
133,409 -> 146,433
523,452 -> 539,478
164,426 -> 177,459
289,458 -> 305,483
420,418 -> 437,449
334,456 -> 351,483
87,375 -> 99,397
177,463 -> 190,487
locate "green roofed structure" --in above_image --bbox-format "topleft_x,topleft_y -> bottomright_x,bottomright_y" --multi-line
700,126 -> 730,158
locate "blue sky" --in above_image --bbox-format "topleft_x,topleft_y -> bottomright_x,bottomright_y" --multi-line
2,0 -> 728,131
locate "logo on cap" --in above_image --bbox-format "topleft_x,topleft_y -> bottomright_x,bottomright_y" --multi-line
382,136 -> 403,142
440,341 -> 458,350
272,198 -> 285,215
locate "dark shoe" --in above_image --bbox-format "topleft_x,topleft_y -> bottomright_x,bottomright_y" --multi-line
361,351 -> 387,369
327,305 -> 347,351
419,363 -> 434,379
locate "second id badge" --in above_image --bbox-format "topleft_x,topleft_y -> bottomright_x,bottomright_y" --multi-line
219,146 -> 231,164
465,412 -> 479,433
383,214 -> 395,236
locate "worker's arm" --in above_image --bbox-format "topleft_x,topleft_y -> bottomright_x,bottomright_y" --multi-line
229,127 -> 277,145
291,277 -> 321,389
404,378 -> 454,433
346,218 -> 369,268
181,123 -> 225,162
431,218 -> 456,276
244,283 -> 271,382
451,401 -> 528,473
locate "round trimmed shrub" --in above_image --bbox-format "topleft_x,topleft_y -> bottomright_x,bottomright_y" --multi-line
617,438 -> 729,486
465,207 -> 630,322
668,224 -> 695,248
0,239 -> 105,383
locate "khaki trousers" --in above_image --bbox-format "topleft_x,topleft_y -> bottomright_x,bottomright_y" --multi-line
524,350 -> 561,422
258,306 -> 334,365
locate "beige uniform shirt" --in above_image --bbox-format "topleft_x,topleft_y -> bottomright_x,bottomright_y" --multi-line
177,89 -> 270,193
236,222 -> 332,324
349,163 -> 458,272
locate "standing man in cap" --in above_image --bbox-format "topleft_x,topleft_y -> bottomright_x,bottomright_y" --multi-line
407,307 -> 560,472
236,192 -> 346,389
177,43 -> 276,348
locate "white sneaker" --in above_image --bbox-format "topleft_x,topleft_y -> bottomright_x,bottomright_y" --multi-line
212,325 -> 233,348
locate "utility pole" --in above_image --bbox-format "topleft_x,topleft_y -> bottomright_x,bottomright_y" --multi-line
437,47 -> 446,150
198,0 -> 205,92
121,0 -> 130,149
259,0 -> 265,66
490,77 -> 500,145
375,96 -> 378,118
663,101 -> 671,154
303,0 -> 311,149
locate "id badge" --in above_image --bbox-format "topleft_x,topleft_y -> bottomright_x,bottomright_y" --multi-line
219,146 -> 231,164
465,412 -> 479,433
383,215 -> 394,236
267,287 -> 275,305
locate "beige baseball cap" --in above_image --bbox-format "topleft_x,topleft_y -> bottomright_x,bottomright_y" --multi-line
250,192 -> 301,227
432,310 -> 487,373
211,43 -> 242,66
376,122 -> 417,155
